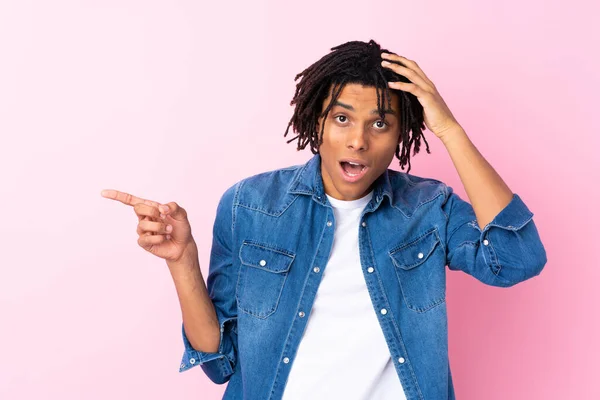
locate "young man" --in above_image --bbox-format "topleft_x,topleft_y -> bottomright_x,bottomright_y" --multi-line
102,39 -> 547,399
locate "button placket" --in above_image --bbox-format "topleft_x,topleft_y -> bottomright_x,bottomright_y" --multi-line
356,205 -> 415,388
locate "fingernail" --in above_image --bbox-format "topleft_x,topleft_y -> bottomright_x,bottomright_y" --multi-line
160,213 -> 165,219
160,205 -> 168,212
166,235 -> 171,240
166,225 -> 172,232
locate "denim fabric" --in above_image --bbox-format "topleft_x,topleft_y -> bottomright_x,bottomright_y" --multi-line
178,153 -> 547,399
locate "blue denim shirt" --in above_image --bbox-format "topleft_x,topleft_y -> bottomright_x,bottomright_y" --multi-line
178,153 -> 547,399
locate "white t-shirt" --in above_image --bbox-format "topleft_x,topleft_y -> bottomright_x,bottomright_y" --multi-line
282,190 -> 407,400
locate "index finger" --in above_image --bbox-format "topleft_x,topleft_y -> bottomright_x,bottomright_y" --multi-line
101,189 -> 159,208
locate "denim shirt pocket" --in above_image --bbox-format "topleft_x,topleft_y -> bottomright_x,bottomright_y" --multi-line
236,241 -> 295,319
389,227 -> 446,313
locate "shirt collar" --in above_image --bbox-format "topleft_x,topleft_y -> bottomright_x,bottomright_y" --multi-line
288,153 -> 394,209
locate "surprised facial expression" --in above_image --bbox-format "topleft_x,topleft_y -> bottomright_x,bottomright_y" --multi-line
316,83 -> 401,201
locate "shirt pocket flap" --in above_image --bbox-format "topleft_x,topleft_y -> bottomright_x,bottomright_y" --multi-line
239,242 -> 295,273
389,229 -> 441,271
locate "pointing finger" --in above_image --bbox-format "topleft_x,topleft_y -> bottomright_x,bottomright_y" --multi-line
101,189 -> 159,208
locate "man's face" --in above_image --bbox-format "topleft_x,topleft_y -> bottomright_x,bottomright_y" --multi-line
316,83 -> 401,201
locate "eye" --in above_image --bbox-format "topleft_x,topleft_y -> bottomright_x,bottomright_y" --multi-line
334,115 -> 348,123
373,120 -> 389,130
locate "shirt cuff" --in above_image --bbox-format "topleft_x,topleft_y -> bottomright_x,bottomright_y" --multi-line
178,320 -> 235,377
471,193 -> 534,235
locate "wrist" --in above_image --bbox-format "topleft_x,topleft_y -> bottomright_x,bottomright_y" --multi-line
167,240 -> 199,269
440,125 -> 470,149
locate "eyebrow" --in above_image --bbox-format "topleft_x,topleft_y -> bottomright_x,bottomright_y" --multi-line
332,100 -> 396,116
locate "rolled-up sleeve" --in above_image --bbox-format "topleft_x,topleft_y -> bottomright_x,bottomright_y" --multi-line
442,184 -> 547,287
178,182 -> 240,384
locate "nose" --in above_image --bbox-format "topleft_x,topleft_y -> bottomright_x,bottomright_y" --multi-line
346,126 -> 368,151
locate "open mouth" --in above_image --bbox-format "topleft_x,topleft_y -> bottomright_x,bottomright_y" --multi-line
339,161 -> 368,182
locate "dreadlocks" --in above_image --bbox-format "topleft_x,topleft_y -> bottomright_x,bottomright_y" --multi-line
283,39 -> 431,174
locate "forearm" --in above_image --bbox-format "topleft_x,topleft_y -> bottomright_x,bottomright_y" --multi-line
441,126 -> 514,230
167,241 -> 220,353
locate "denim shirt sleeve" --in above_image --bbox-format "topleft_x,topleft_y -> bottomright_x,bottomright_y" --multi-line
442,184 -> 547,287
178,182 -> 240,384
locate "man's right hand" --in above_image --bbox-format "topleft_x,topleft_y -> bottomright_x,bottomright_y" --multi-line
101,189 -> 195,263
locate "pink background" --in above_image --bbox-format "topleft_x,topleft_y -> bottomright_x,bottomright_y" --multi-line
1,1 -> 598,399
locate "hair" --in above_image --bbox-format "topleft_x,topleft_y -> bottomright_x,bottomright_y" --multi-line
283,39 -> 431,173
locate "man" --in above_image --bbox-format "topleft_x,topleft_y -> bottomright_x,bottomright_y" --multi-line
102,39 -> 547,399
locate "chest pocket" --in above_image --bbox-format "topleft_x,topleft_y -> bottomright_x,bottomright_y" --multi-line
389,227 -> 446,313
236,241 -> 295,319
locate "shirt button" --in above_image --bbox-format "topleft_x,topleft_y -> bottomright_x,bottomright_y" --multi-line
259,259 -> 267,266
189,358 -> 196,364
362,221 -> 367,227
298,311 -> 305,318
180,363 -> 185,369
417,252 -> 424,259
367,267 -> 374,273
398,357 -> 405,364
283,357 -> 290,364
313,266 -> 320,273
483,239 -> 489,246
327,221 -> 332,227
380,308 -> 387,315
